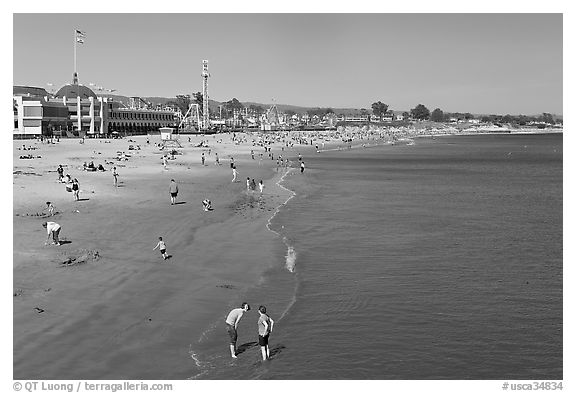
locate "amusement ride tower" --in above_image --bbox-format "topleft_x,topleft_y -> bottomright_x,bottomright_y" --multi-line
202,60 -> 210,130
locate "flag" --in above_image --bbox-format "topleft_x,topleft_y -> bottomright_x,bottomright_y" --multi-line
75,29 -> 86,44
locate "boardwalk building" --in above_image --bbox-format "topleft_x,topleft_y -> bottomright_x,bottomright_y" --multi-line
13,83 -> 176,138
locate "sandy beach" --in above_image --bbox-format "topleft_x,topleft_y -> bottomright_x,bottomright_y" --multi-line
13,132 -> 301,379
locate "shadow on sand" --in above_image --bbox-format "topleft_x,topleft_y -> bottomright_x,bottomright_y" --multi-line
236,341 -> 258,355
269,344 -> 286,358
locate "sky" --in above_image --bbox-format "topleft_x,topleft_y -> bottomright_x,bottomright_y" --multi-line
13,13 -> 563,115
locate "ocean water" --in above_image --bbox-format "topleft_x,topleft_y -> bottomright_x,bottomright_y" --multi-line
190,133 -> 563,380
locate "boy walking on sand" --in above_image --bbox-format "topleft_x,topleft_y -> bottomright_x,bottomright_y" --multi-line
113,167 -> 118,187
257,305 -> 274,361
152,237 -> 168,260
225,302 -> 251,358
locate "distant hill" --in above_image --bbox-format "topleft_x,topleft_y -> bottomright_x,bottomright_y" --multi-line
99,94 -> 368,115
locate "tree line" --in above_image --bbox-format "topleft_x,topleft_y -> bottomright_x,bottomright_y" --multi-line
371,101 -> 560,125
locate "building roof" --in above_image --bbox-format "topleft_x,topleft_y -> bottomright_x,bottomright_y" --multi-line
54,84 -> 98,99
13,86 -> 50,97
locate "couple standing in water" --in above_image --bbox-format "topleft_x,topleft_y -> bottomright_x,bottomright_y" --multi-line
225,302 -> 274,361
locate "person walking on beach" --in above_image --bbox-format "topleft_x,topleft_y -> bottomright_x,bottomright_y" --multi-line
300,161 -> 305,173
225,302 -> 251,358
112,167 -> 118,187
201,152 -> 205,166
215,153 -> 220,165
259,180 -> 264,194
257,305 -> 274,361
232,166 -> 237,182
72,179 -> 80,201
152,236 -> 168,260
169,179 -> 179,205
162,155 -> 168,169
57,165 -> 64,181
246,177 -> 251,192
250,178 -> 257,192
43,221 -> 61,246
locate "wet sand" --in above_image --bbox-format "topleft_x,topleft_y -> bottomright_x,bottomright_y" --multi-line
13,133 -> 294,379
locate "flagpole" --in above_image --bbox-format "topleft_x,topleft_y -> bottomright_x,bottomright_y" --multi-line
74,29 -> 77,83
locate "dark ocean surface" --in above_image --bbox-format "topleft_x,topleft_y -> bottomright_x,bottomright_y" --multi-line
189,133 -> 563,380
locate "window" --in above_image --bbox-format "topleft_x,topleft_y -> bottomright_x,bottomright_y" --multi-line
23,119 -> 41,127
24,106 -> 42,117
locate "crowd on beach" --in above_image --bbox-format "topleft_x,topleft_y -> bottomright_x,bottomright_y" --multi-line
30,125 -> 398,259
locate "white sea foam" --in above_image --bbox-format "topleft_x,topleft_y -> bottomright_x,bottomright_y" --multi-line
187,347 -> 209,379
285,244 -> 297,273
266,168 -> 298,273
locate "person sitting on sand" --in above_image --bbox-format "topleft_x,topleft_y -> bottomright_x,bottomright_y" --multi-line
152,236 -> 168,260
44,202 -> 55,217
43,221 -> 61,246
97,164 -> 105,172
225,302 -> 251,358
202,199 -> 212,211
